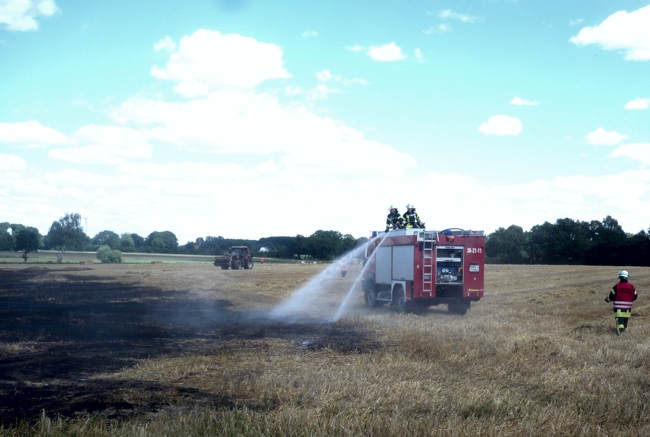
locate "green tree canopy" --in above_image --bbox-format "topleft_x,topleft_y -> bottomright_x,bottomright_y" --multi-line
145,231 -> 178,253
0,222 -> 14,251
131,233 -> 146,248
15,228 -> 41,255
120,233 -> 135,251
486,225 -> 528,263
96,245 -> 123,263
92,230 -> 121,249
46,213 -> 87,250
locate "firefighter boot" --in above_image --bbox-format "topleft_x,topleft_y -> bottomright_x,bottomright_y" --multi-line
616,318 -> 625,336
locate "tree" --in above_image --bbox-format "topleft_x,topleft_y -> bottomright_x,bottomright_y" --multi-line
486,225 -> 528,264
120,233 -> 135,252
131,233 -> 146,249
46,213 -> 87,251
145,231 -> 178,253
627,229 -> 650,266
526,218 -> 593,265
15,228 -> 41,262
585,216 -> 628,265
306,230 -> 345,260
0,222 -> 14,251
96,245 -> 122,263
92,230 -> 121,249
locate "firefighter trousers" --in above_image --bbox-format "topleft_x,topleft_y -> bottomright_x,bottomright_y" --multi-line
614,309 -> 631,333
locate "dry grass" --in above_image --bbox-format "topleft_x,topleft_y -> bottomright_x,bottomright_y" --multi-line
1,263 -> 650,436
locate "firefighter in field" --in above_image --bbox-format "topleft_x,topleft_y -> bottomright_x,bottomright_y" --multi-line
605,270 -> 638,335
386,205 -> 405,232
403,204 -> 425,229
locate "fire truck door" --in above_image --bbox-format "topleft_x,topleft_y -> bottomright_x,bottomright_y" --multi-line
392,245 -> 414,281
375,246 -> 392,284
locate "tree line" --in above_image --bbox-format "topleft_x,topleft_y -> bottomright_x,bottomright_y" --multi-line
5,212 -> 647,266
486,216 -> 650,266
1,213 -> 364,262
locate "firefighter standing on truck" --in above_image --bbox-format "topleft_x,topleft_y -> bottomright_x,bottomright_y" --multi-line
386,205 -> 405,231
403,204 -> 424,229
605,270 -> 637,335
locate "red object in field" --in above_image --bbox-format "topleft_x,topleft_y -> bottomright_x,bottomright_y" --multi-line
362,228 -> 485,315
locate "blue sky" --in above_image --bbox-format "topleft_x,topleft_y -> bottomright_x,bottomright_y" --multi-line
1,0 -> 649,243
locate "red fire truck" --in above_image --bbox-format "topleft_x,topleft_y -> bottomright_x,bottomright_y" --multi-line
362,228 -> 485,315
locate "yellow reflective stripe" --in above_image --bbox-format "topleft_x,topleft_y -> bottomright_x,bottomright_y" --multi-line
615,310 -> 631,318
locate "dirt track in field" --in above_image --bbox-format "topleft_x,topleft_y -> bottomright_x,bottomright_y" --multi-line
1,262 -> 648,426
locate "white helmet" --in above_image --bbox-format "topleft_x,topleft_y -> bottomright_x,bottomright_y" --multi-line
618,270 -> 629,279
406,204 -> 415,209
389,205 -> 398,211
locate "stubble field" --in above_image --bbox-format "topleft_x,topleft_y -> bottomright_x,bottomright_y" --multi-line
1,262 -> 650,436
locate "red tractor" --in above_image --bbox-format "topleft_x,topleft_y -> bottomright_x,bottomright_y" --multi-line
362,228 -> 485,314
213,246 -> 254,270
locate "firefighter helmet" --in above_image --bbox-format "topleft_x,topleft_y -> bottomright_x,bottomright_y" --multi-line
406,204 -> 415,210
618,270 -> 629,279
389,205 -> 398,211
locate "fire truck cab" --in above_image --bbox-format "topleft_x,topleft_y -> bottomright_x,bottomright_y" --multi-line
362,228 -> 485,315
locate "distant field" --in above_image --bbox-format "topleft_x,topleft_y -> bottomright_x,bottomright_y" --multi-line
1,250 -> 225,264
1,263 -> 650,436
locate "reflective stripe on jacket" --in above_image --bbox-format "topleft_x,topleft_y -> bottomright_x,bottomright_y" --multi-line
403,212 -> 422,229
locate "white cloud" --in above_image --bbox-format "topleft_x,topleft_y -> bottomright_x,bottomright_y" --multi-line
624,98 -> 650,110
117,162 -> 254,180
0,0 -> 58,31
0,121 -> 68,146
150,29 -> 291,97
439,9 -> 478,23
315,70 -> 341,82
0,153 -> 27,171
255,159 -> 277,174
586,127 -> 629,145
423,24 -> 451,34
414,48 -> 424,62
48,125 -> 153,164
570,5 -> 650,61
284,86 -> 302,95
315,70 -> 368,86
346,45 -> 364,52
306,84 -> 340,101
478,115 -> 522,136
569,18 -> 584,26
111,90 -> 415,176
611,143 -> 650,165
510,96 -> 539,106
153,36 -> 176,52
302,30 -> 318,37
366,42 -> 406,62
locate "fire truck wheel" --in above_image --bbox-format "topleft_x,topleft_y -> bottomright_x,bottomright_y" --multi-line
365,289 -> 379,308
392,285 -> 407,313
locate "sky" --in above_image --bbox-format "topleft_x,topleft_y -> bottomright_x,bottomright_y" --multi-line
1,0 -> 649,244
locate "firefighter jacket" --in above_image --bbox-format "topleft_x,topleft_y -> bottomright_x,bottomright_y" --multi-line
605,280 -> 637,314
386,213 -> 405,231
403,211 -> 423,229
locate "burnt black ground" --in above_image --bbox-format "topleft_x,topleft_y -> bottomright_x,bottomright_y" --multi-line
0,266 -> 377,426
